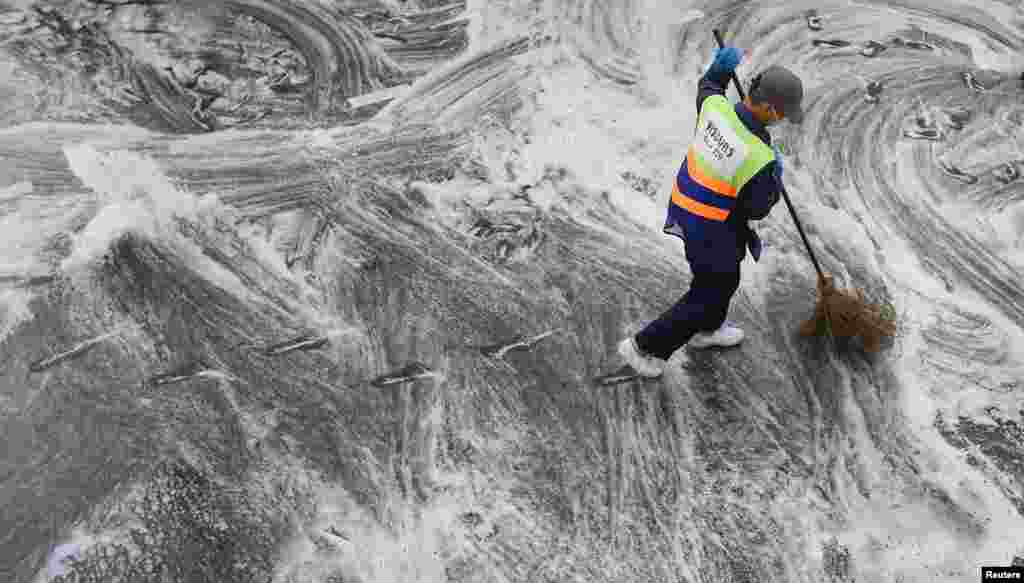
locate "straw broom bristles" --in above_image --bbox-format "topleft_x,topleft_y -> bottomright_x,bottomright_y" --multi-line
798,275 -> 898,352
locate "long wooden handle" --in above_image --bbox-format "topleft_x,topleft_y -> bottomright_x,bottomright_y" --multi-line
711,29 -> 825,281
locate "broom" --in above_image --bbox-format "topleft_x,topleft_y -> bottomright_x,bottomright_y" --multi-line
712,30 -> 897,352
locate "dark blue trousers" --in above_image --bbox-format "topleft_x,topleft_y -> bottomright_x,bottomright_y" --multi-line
634,260 -> 741,360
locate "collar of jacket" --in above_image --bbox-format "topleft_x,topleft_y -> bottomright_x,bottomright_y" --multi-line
734,102 -> 771,145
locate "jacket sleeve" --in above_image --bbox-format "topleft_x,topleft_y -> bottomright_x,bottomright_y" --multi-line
696,69 -> 732,114
737,164 -> 781,221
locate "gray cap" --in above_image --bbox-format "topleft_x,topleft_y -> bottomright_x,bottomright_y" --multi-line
750,65 -> 805,123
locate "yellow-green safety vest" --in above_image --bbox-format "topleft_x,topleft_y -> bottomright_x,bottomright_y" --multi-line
671,94 -> 775,222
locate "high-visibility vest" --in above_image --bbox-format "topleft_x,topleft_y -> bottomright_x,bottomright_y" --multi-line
671,95 -> 774,223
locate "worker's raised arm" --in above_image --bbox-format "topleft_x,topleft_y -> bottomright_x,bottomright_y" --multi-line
696,47 -> 743,114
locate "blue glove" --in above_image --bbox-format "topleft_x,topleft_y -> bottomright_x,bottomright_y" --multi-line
708,47 -> 744,75
772,145 -> 784,181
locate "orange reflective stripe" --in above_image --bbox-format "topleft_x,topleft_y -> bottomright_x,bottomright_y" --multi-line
671,181 -> 729,221
687,147 -> 738,198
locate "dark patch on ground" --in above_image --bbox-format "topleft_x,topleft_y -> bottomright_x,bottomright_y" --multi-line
51,459 -> 288,583
936,411 -> 1024,516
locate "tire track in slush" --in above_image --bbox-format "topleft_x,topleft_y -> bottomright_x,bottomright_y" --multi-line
598,384 -> 628,544
383,368 -> 442,503
223,0 -> 405,112
597,380 -> 694,558
555,0 -> 703,86
833,66 -> 1024,326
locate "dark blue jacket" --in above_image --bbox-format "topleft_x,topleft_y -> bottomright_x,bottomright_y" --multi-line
664,69 -> 781,270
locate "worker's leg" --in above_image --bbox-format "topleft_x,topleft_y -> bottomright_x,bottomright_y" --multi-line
695,263 -> 741,332
633,263 -> 741,360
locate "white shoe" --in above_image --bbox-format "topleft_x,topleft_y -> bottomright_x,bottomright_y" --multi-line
688,321 -> 745,349
617,337 -> 665,377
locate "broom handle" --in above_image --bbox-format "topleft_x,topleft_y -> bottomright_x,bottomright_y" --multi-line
712,29 -> 826,281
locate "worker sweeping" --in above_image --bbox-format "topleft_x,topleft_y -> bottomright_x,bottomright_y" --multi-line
617,44 -> 805,378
